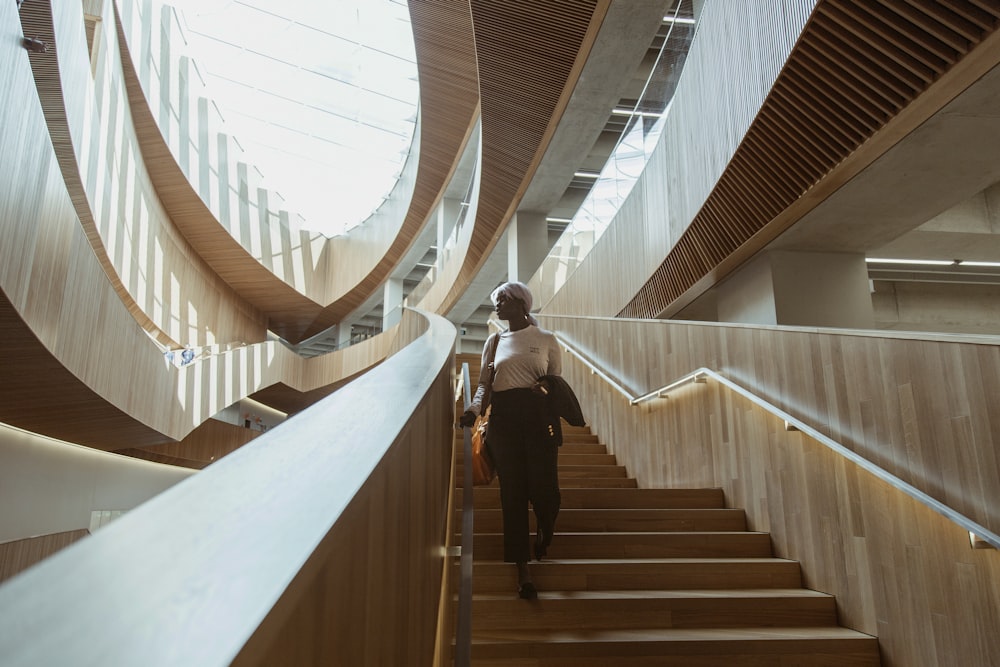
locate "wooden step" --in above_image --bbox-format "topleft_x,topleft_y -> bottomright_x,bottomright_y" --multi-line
456,443 -> 609,460
453,437 -> 602,447
454,363 -> 876,665
557,477 -> 638,488
456,463 -> 629,479
557,443 -> 610,454
459,477 -> 638,489
467,508 -> 747,533
560,433 -> 601,443
467,626 -> 880,666
472,531 -> 774,560
555,464 -> 629,478
468,487 -> 726,509
552,453 -> 620,466
471,588 -> 838,630
472,559 -> 803,592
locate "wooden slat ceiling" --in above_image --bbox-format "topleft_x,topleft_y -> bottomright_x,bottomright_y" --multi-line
114,1 -> 480,344
619,0 -> 1000,320
436,0 -> 610,316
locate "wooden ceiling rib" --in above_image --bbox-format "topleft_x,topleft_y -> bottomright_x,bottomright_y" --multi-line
437,0 -> 610,316
619,0 -> 1000,320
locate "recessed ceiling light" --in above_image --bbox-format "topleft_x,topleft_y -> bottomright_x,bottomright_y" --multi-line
866,258 -> 955,266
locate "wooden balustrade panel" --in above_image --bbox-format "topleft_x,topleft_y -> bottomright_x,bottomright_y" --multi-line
118,418 -> 261,468
0,530 -> 90,584
539,314 -> 1000,667
22,0 -> 266,349
0,310 -> 458,667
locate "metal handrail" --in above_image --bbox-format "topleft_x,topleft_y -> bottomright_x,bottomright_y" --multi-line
453,363 -> 475,667
555,333 -> 1000,550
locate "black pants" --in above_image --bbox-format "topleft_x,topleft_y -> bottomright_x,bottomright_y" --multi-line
487,388 -> 560,563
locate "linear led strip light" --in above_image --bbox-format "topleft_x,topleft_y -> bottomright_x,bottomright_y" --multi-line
867,258 -> 1000,267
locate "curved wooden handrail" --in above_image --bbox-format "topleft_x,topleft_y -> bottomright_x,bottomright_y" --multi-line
0,308 -> 458,665
555,333 -> 1000,551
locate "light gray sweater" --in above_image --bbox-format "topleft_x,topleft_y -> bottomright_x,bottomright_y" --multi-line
469,325 -> 561,416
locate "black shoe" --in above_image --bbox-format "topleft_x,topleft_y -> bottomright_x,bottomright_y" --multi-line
533,535 -> 547,561
517,582 -> 538,600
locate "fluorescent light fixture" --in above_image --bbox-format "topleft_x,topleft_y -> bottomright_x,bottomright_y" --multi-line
573,171 -> 600,179
545,217 -> 573,224
663,15 -> 696,24
866,258 -> 956,266
959,261 -> 1000,267
611,108 -> 664,118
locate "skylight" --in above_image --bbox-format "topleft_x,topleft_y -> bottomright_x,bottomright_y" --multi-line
170,0 -> 419,237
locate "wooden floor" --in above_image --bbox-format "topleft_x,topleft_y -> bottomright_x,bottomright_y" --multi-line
454,426 -> 881,666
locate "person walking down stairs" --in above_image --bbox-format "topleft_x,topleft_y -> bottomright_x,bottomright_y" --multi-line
459,281 -> 570,600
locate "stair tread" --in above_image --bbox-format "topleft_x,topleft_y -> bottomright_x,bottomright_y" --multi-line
474,530 -> 769,537
470,508 -> 743,515
474,557 -> 797,566
471,487 -> 723,504
473,626 -> 875,643
467,507 -> 748,532
473,588 -> 832,601
451,381 -> 870,662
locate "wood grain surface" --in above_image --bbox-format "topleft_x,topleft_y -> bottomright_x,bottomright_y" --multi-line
541,313 -> 1000,667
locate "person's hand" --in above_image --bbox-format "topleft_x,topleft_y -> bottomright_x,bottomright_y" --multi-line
458,410 -> 477,428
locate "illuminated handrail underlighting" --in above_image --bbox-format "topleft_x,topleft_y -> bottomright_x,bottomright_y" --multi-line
555,333 -> 1000,551
867,258 -> 1000,268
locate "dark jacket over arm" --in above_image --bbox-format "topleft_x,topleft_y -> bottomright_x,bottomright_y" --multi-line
539,375 -> 585,427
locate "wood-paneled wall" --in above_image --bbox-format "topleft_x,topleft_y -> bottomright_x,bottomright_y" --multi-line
540,314 -> 1000,666
20,0 -> 267,349
0,309 -> 458,667
118,418 -> 261,468
0,530 -> 90,584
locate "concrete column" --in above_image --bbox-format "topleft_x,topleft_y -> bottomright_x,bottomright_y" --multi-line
691,0 -> 706,22
336,323 -> 352,349
435,205 -> 446,270
437,197 -> 464,268
507,211 -> 549,283
717,250 -> 874,328
382,278 -> 404,330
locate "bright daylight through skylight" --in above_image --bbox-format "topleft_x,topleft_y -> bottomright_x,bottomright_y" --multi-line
169,0 -> 419,237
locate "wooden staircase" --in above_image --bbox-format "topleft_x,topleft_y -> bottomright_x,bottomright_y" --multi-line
454,422 -> 881,666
